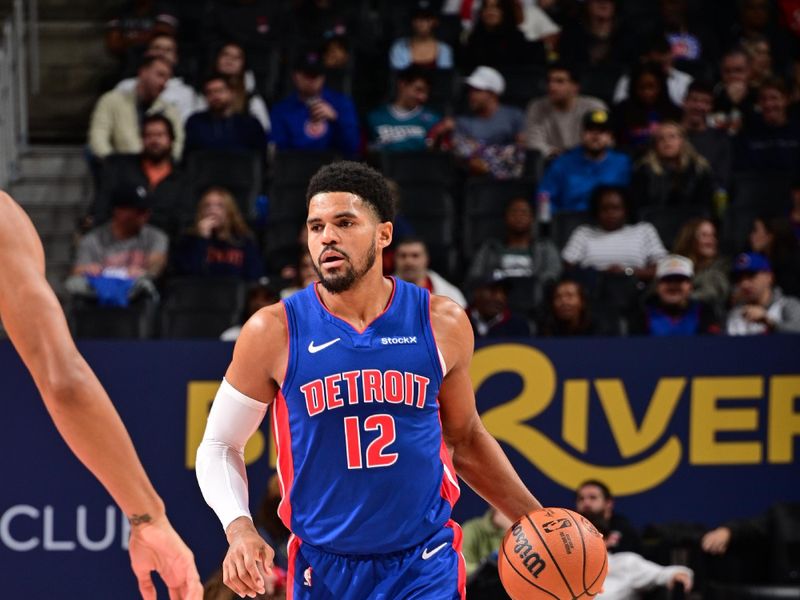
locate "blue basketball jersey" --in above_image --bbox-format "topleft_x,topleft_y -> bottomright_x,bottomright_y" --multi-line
273,278 -> 460,555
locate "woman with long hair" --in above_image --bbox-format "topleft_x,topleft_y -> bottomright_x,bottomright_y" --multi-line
389,3 -> 454,70
173,186 -> 264,281
673,217 -> 730,317
632,121 -> 715,211
538,278 -> 614,336
210,42 -> 271,132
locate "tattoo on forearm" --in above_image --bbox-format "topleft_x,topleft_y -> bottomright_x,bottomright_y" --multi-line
129,513 -> 152,526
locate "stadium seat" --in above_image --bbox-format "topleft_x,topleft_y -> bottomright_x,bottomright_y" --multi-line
498,65 -> 548,108
394,182 -> 457,278
721,203 -> 761,255
271,150 -> 339,186
160,278 -> 245,339
637,204 -> 710,249
380,150 -> 454,186
435,15 -> 462,48
552,211 -> 591,250
593,271 -> 643,317
579,62 -> 625,106
68,302 -> 154,339
504,275 -> 540,316
730,171 -> 793,216
183,149 -> 262,219
462,178 -> 537,261
245,40 -> 283,104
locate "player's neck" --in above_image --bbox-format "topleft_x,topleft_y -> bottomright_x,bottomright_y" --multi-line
317,270 -> 394,331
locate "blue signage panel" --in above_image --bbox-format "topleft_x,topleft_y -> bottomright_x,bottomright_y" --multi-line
0,337 -> 798,598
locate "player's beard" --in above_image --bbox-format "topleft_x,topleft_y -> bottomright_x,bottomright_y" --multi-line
314,242 -> 377,294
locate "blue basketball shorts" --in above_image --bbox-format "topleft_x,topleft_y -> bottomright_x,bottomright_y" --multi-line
285,519 -> 466,600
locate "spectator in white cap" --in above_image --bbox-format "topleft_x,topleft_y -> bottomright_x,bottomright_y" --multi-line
438,66 -> 525,178
629,254 -> 721,336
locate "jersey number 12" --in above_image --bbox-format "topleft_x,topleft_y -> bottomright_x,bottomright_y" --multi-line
343,414 -> 398,469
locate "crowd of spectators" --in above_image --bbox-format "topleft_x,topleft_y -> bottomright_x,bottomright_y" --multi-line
461,479 -> 800,599
76,0 -> 800,340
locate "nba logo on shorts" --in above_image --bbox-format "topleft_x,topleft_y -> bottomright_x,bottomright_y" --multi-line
304,567 -> 313,587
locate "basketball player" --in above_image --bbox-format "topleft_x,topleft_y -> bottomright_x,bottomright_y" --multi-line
0,192 -> 202,600
196,162 -> 543,598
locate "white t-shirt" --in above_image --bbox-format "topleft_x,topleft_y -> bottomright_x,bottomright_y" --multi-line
562,223 -> 667,270
599,552 -> 693,600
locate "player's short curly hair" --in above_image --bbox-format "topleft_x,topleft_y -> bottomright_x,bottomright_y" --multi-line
306,161 -> 396,223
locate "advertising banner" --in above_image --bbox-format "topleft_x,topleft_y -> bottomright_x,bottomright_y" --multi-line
1,337 -> 797,597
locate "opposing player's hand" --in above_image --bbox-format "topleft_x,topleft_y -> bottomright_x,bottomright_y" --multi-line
701,526 -> 731,555
128,515 -> 203,600
224,517 -> 275,598
669,571 -> 693,593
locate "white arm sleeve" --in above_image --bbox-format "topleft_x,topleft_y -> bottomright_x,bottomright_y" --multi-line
196,378 -> 268,531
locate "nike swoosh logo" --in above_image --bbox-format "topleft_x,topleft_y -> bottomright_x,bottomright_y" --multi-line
308,338 -> 341,353
421,542 -> 449,560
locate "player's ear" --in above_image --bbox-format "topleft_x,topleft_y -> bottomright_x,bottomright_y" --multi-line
377,221 -> 393,249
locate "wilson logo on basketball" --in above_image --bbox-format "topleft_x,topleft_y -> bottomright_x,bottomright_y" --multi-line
510,523 -> 546,577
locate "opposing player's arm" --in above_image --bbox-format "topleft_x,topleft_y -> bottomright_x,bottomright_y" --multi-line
432,295 -> 542,521
0,192 -> 165,518
0,192 -> 202,599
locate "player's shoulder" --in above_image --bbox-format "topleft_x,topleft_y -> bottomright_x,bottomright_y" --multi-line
430,295 -> 473,373
231,302 -> 288,378
241,302 -> 287,341
430,294 -> 466,322
430,295 -> 472,340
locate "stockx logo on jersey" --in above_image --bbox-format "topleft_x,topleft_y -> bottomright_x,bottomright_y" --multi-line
381,336 -> 417,345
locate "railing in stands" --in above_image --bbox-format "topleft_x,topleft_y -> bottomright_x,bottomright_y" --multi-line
0,0 -> 36,190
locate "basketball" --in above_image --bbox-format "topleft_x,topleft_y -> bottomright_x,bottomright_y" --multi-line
499,507 -> 608,600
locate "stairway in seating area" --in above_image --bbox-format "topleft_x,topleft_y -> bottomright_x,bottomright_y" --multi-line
6,145 -> 90,299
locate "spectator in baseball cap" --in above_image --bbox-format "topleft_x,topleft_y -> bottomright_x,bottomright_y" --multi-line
269,49 -> 360,157
629,254 -> 721,336
443,65 -> 525,178
726,252 -> 800,335
468,272 -> 533,338
536,109 -> 631,214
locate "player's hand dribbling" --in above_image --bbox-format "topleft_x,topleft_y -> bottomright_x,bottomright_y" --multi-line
128,515 -> 203,600
224,516 -> 276,598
